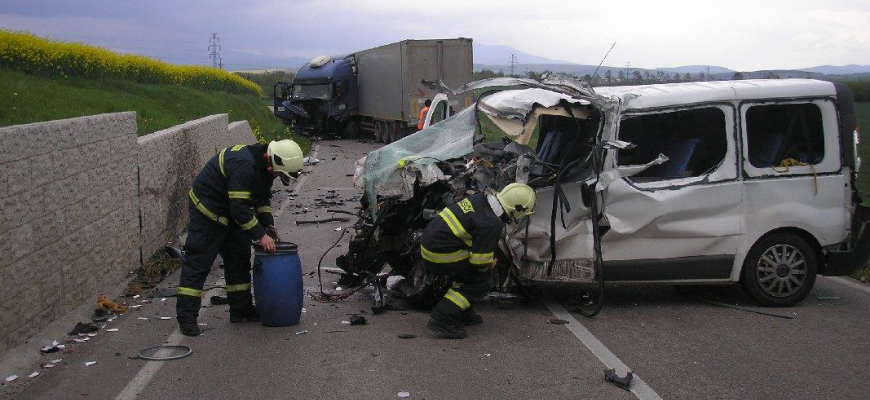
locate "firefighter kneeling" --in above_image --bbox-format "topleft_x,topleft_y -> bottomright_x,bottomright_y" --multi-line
176,140 -> 304,337
421,183 -> 536,339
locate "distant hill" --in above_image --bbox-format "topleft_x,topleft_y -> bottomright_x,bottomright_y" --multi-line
799,65 -> 870,75
472,43 -> 574,65
474,63 -> 733,78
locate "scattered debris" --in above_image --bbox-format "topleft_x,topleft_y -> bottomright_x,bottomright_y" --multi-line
42,364 -> 55,369
817,295 -> 841,300
349,315 -> 367,326
547,319 -> 569,325
326,330 -> 349,333
303,156 -> 321,165
84,361 -> 98,367
138,317 -> 149,321
159,317 -> 172,320
69,322 -> 100,335
164,245 -> 184,259
106,328 -> 119,332
295,330 -> 309,335
334,227 -> 343,232
91,308 -> 114,322
296,217 -> 350,226
72,338 -> 88,343
40,341 -> 63,354
133,294 -> 141,299
398,333 -> 416,339
5,375 -> 18,382
137,345 -> 192,361
327,209 -> 355,215
27,372 -> 39,379
341,320 -> 351,325
131,305 -> 143,309
397,391 -> 411,398
97,294 -> 128,313
51,359 -> 62,364
604,368 -> 633,391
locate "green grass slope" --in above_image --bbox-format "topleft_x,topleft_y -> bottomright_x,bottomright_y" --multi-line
0,68 -> 308,152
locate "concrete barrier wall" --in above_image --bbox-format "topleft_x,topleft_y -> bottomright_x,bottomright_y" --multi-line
0,113 -> 254,354
0,113 -> 140,354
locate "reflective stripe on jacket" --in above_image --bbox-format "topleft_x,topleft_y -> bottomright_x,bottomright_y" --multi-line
419,193 -> 503,269
188,144 -> 274,239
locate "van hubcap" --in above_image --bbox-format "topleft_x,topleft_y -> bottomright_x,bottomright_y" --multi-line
756,244 -> 807,298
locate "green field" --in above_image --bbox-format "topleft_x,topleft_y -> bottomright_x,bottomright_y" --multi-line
0,68 -> 309,152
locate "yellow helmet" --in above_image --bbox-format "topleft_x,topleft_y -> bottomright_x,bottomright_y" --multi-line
267,140 -> 304,178
496,183 -> 536,223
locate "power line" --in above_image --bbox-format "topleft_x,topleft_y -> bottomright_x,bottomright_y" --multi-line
208,33 -> 222,69
508,53 -> 518,77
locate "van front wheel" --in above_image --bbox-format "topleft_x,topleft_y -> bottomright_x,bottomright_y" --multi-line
741,233 -> 817,307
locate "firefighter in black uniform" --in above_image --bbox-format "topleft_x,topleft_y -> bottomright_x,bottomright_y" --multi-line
421,183 -> 536,339
176,140 -> 304,336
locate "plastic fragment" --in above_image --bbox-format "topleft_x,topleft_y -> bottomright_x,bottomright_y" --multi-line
131,305 -> 143,309
132,294 -> 141,299
5,375 -> 18,382
295,330 -> 308,335
397,333 -> 416,339
43,364 -> 55,369
341,320 -> 351,325
27,372 -> 39,379
138,317 -> 149,320
84,361 -> 97,367
106,328 -> 119,332
398,391 -> 410,398
51,359 -> 62,364
159,317 -> 172,320
547,318 -> 569,325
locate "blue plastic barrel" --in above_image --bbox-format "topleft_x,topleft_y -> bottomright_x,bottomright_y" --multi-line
252,242 -> 303,327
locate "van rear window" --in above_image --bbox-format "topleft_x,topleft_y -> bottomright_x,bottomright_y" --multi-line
617,107 -> 728,181
745,103 -> 824,168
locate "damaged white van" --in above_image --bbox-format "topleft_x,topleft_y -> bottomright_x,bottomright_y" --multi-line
338,77 -> 868,310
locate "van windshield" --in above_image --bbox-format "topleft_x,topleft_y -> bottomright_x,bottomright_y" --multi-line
291,84 -> 331,100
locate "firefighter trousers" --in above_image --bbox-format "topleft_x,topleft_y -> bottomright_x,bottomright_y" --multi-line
176,203 -> 254,322
424,260 -> 493,325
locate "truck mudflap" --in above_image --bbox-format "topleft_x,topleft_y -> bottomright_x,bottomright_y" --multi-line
825,204 -> 870,276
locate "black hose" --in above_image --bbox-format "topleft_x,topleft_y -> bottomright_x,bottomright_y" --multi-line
317,228 -> 348,294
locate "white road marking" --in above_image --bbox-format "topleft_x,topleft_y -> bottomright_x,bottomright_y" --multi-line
823,276 -> 870,295
115,144 -> 320,399
542,296 -> 663,400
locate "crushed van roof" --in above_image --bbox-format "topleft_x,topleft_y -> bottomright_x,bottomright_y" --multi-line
595,79 -> 837,110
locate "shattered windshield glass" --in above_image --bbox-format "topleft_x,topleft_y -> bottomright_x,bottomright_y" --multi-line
291,84 -> 331,100
362,105 -> 478,209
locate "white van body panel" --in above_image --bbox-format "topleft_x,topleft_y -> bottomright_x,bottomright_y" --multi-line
593,79 -> 847,283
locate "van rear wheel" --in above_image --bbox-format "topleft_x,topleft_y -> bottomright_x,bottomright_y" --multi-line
741,233 -> 817,307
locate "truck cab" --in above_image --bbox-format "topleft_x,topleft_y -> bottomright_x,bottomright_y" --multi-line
273,55 -> 359,137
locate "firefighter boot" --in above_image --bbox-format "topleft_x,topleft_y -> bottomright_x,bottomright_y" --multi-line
427,300 -> 467,339
228,291 -> 260,323
176,296 -> 202,336
462,309 -> 483,326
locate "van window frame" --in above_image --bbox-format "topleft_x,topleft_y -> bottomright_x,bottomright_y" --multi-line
738,97 -> 842,179
611,102 -> 740,191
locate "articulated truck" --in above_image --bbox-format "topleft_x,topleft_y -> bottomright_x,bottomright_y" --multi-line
273,38 -> 473,142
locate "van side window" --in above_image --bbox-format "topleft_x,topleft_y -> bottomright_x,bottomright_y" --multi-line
745,103 -> 824,168
617,107 -> 728,181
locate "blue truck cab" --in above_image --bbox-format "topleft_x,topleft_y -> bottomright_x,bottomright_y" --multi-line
273,55 -> 359,137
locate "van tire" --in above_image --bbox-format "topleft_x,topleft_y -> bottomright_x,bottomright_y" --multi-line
741,233 -> 817,307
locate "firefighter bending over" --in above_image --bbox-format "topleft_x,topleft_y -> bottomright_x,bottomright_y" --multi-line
420,183 -> 536,339
176,140 -> 304,337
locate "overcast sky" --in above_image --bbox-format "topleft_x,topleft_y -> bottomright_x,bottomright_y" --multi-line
1,0 -> 868,70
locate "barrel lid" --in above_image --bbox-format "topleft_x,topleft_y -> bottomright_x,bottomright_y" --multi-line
254,241 -> 298,255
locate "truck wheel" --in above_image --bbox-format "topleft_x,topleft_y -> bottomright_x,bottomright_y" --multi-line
380,122 -> 392,144
740,233 -> 817,307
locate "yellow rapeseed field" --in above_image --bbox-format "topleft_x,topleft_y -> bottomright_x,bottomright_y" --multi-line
0,30 -> 262,96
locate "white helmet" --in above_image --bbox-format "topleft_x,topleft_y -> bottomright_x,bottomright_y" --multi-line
496,183 -> 536,223
267,140 -> 304,183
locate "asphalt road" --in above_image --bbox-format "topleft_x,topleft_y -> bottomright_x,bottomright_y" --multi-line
5,139 -> 870,400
